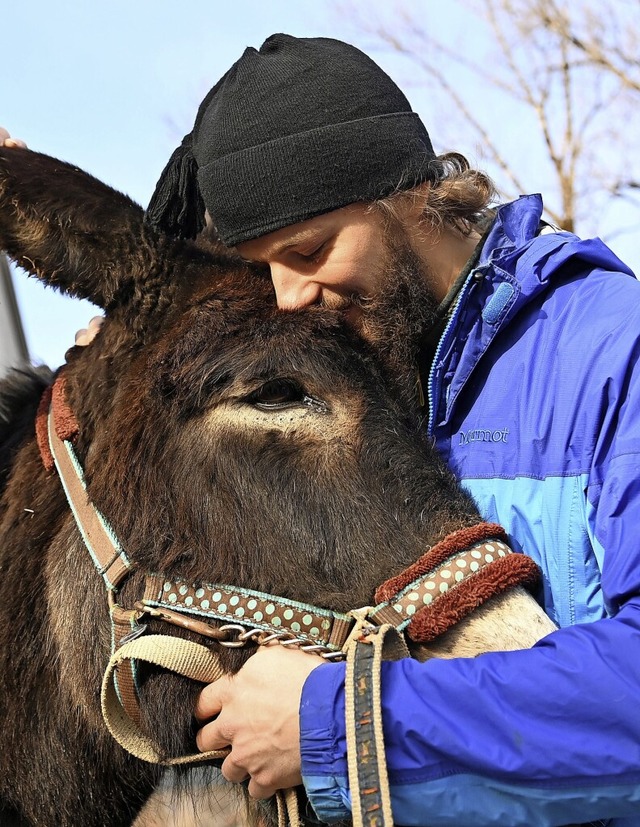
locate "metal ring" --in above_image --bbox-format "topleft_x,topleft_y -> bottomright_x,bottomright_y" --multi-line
238,627 -> 265,642
218,624 -> 249,648
212,621 -> 346,659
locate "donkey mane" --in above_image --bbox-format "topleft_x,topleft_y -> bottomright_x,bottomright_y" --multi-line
0,365 -> 53,495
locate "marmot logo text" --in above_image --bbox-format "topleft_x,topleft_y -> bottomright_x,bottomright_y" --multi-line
459,428 -> 509,446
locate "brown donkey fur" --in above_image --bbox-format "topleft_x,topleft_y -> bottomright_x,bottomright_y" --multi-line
0,147 -> 532,826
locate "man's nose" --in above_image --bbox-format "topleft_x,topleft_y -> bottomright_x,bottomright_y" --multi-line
270,264 -> 322,310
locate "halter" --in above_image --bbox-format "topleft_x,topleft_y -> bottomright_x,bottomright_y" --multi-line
36,372 -> 540,822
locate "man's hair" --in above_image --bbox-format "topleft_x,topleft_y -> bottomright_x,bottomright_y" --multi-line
374,152 -> 497,236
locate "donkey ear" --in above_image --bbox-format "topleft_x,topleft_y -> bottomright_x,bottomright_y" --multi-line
0,147 -> 160,311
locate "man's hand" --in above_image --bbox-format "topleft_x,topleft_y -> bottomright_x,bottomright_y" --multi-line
0,128 -> 27,149
74,316 -> 104,346
194,643 -> 325,799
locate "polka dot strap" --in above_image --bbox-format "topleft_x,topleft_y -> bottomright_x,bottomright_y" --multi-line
375,522 -> 509,603
142,576 -> 353,652
372,524 -> 540,642
140,523 -> 540,652
372,538 -> 517,629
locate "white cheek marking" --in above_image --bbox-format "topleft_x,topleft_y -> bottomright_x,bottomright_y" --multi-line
203,394 -> 364,444
204,402 -> 319,432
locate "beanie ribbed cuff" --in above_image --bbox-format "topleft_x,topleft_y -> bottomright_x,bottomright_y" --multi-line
197,111 -> 435,246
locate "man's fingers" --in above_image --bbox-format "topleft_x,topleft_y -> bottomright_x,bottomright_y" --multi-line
195,717 -> 233,752
74,316 -> 105,347
4,138 -> 27,149
0,129 -> 27,149
247,777 -> 278,800
87,316 -> 105,333
220,749 -> 280,797
194,678 -> 236,753
194,678 -> 228,723
220,754 -> 250,784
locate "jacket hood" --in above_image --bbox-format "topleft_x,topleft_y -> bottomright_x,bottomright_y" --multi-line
480,194 -> 634,307
434,194 -> 636,428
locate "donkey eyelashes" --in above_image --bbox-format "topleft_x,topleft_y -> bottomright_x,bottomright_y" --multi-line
244,378 -> 328,413
246,378 -> 305,409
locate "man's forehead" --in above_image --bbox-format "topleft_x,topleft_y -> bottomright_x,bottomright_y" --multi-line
236,202 -> 382,262
236,212 -> 336,261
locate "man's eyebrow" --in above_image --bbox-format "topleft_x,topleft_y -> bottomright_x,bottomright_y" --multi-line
272,228 -> 327,255
236,225 -> 333,264
238,226 -> 330,264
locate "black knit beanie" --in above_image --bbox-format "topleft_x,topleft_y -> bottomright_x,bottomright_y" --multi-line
145,33 -> 436,246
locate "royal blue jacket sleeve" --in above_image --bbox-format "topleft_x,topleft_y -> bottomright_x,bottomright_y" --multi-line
300,609 -> 640,826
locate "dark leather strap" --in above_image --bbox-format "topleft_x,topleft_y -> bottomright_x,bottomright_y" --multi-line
47,401 -> 133,591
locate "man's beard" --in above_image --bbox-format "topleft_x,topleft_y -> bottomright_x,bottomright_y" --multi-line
345,227 -> 441,411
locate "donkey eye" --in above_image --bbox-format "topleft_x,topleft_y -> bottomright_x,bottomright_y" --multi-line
246,379 -> 306,410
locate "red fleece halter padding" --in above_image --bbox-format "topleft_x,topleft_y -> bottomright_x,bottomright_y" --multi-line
406,553 -> 541,643
35,374 -> 79,472
375,522 -> 541,644
375,523 -> 509,603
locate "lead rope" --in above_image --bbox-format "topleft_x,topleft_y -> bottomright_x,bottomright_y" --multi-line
101,634 -> 229,764
345,612 -> 409,827
272,613 -> 408,827
275,788 -> 302,827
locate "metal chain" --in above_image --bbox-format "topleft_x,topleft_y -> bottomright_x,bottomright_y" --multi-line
217,624 -> 345,659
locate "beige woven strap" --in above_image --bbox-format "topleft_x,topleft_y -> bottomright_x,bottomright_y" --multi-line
276,788 -> 302,827
103,634 -> 306,827
101,634 -> 228,765
345,622 -> 408,827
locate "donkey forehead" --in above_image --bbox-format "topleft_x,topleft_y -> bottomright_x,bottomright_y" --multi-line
148,298 -> 381,405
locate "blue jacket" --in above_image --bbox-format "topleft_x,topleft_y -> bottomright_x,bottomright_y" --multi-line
300,195 -> 640,826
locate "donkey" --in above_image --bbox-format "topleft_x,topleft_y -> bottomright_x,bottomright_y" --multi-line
0,146 -> 555,827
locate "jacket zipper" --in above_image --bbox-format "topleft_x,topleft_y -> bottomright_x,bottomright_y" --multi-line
427,270 -> 480,436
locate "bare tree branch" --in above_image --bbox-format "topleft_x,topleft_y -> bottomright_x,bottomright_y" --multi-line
371,27 -> 529,196
339,0 -> 640,243
538,0 -> 640,95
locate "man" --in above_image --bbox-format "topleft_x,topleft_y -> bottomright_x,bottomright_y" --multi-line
5,34 -> 639,826
141,35 -> 640,826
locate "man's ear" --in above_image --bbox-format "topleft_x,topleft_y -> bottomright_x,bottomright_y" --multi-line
402,181 -> 433,224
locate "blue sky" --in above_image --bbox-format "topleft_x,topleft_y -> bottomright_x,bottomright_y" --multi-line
4,1 -> 347,366
3,1 -> 637,367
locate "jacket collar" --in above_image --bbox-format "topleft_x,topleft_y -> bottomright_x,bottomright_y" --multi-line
429,194 -> 634,430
